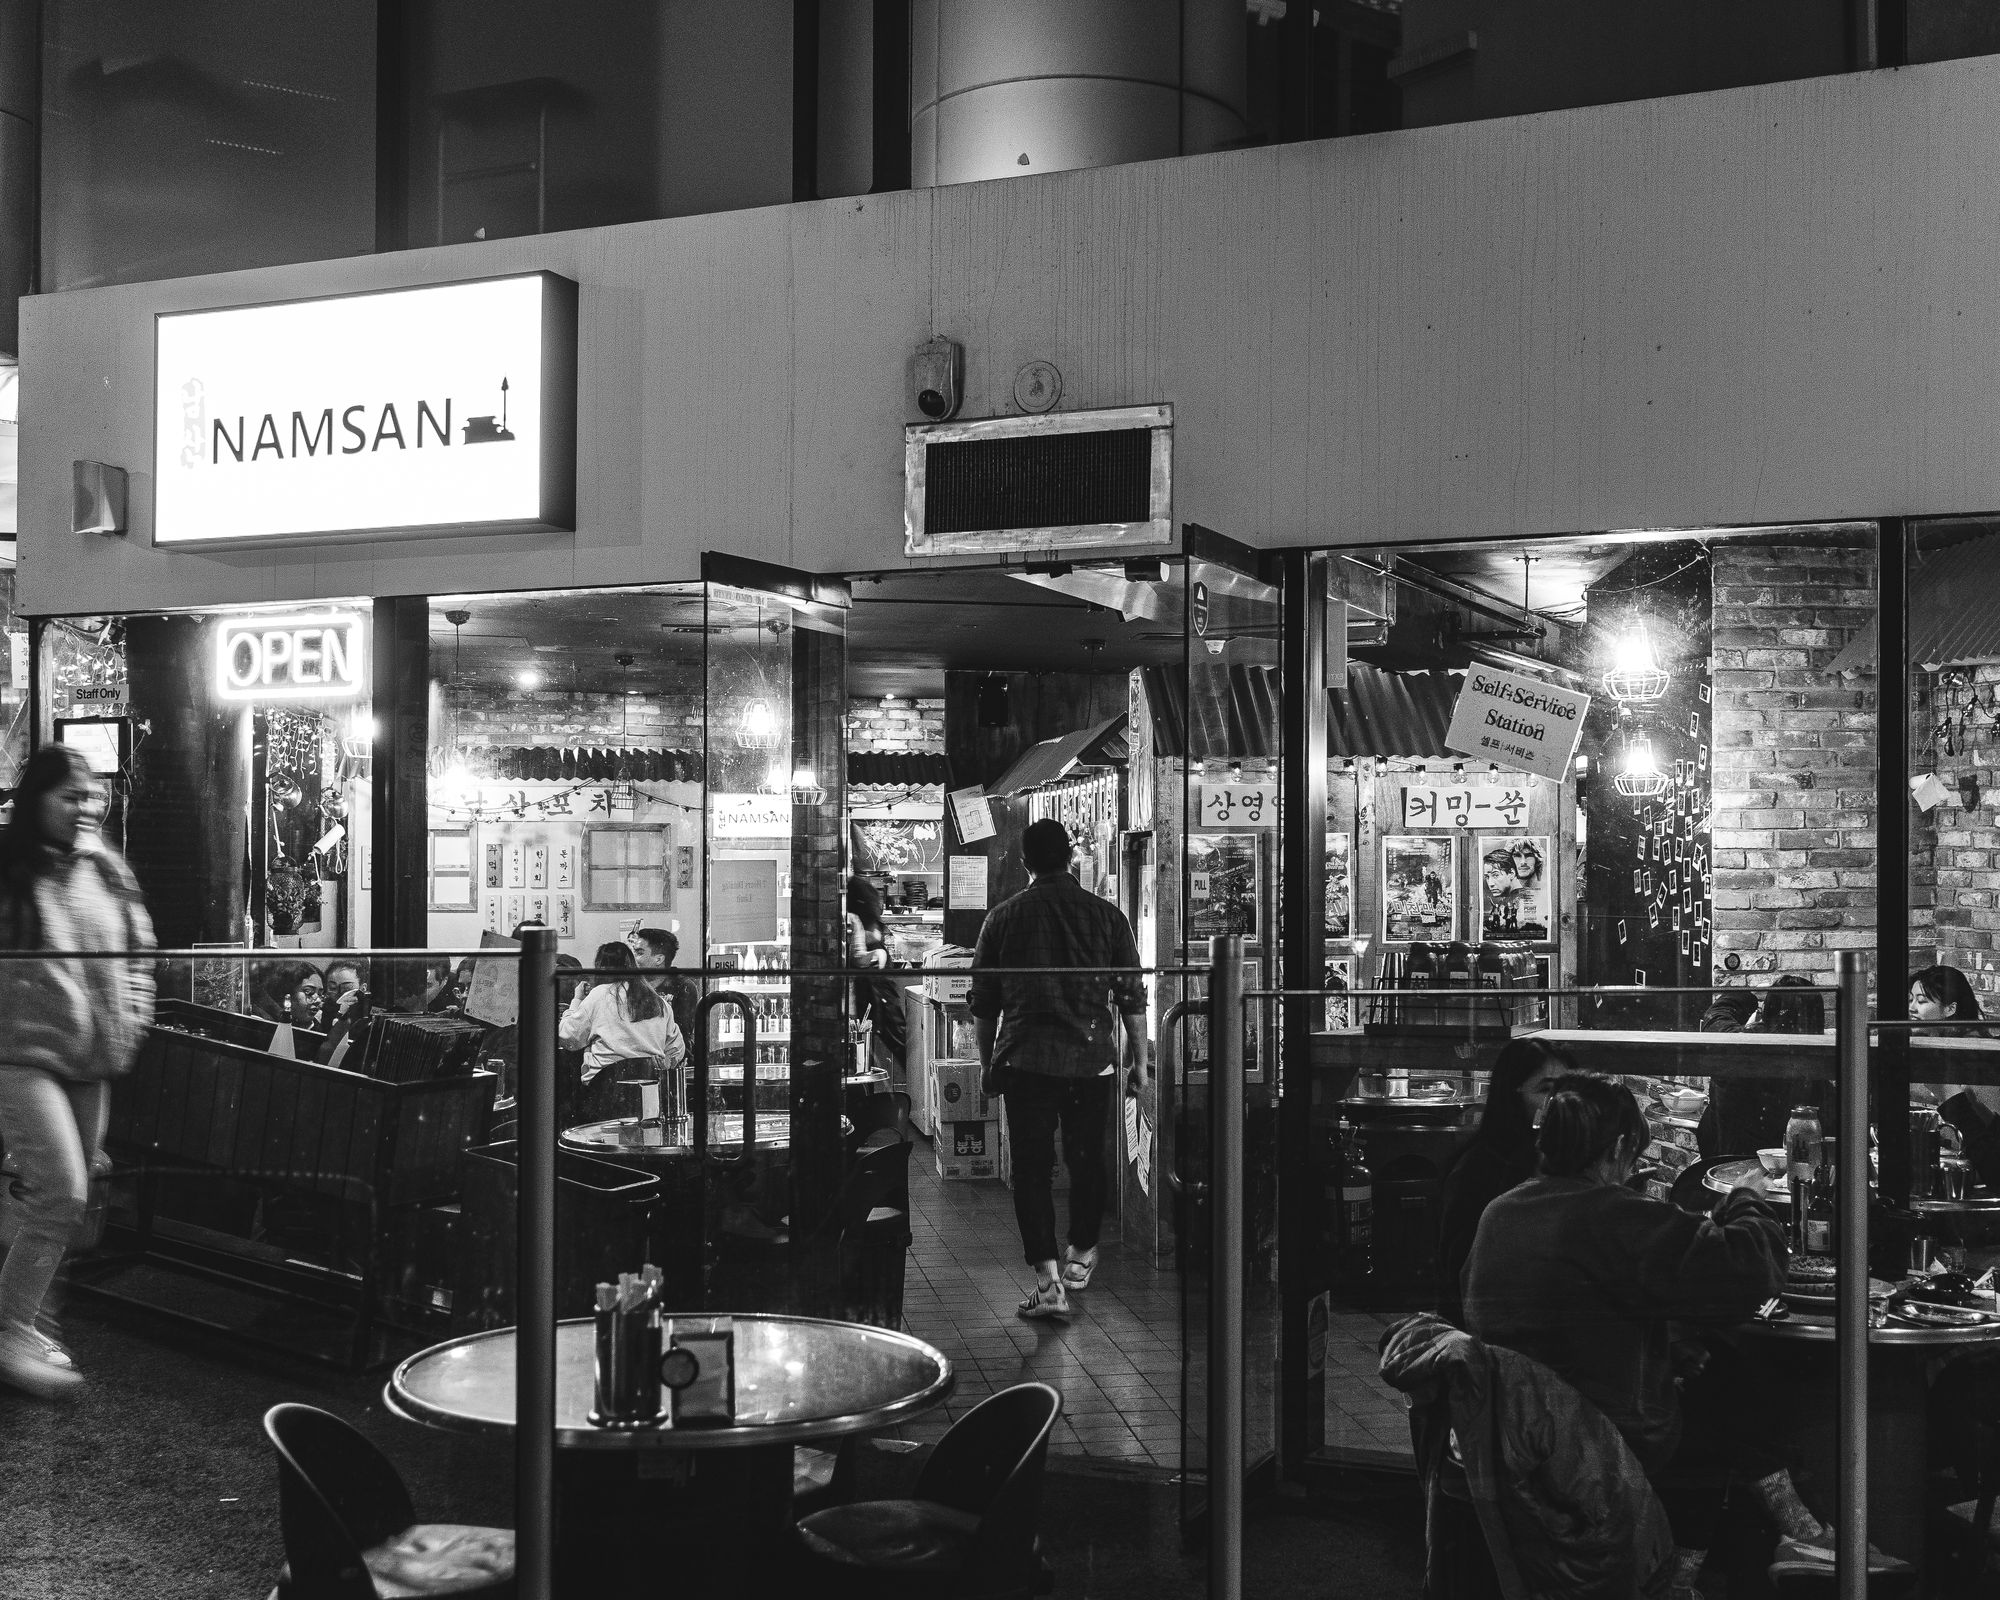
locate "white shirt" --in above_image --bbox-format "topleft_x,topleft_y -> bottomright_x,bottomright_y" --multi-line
559,982 -> 687,1081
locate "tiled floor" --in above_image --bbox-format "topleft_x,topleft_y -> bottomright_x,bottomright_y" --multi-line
1322,1307 -> 1416,1463
887,1143 -> 1415,1471
893,1147 -> 1188,1469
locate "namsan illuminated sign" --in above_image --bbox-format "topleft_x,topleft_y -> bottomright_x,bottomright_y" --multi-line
216,612 -> 366,702
155,273 -> 577,547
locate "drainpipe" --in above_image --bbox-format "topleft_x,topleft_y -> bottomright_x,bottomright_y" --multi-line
0,0 -> 37,357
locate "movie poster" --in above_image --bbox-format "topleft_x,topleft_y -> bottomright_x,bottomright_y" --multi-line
1323,955 -> 1354,1031
1325,831 -> 1353,941
1478,834 -> 1551,942
1382,835 -> 1456,943
1189,833 -> 1259,939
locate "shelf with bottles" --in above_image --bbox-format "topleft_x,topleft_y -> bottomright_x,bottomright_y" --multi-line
706,1061 -> 791,1083
709,1034 -> 791,1051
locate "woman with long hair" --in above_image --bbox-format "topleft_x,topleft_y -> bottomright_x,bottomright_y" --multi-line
847,875 -> 906,1071
1463,1076 -> 1808,1593
1434,1036 -> 1575,1326
0,744 -> 154,1396
559,939 -> 685,1125
1912,965 -> 2000,1184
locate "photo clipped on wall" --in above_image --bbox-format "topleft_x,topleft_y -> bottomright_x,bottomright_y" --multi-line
1383,834 -> 1456,943
1188,832 -> 1259,939
1478,834 -> 1552,942
1325,831 -> 1353,941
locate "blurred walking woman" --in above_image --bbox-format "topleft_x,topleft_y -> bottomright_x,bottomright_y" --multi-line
0,746 -> 155,1396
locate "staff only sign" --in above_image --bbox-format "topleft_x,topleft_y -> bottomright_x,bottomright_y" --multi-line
154,273 -> 577,546
1444,666 -> 1591,782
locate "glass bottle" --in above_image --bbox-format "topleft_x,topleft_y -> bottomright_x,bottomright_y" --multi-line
1784,1104 -> 1823,1254
1339,1128 -> 1374,1283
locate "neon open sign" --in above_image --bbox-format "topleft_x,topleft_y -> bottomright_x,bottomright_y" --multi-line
216,611 -> 365,702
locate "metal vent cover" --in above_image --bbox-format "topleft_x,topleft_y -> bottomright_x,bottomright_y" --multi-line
904,403 -> 1171,558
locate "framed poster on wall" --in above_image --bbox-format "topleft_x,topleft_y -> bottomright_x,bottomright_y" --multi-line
1478,834 -> 1552,942
1325,832 -> 1353,941
1322,955 -> 1355,1032
1382,835 -> 1456,943
1188,833 -> 1259,939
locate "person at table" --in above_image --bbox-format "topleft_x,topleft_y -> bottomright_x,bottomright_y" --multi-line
1909,964 -> 2000,1184
1435,1036 -> 1575,1327
560,941 -> 686,1125
1462,1074 -> 1796,1595
1696,976 -> 1821,1162
0,745 -> 155,1397
1696,988 -> 1756,1034
630,926 -> 696,1043
847,875 -> 907,1071
252,960 -> 325,1032
320,959 -> 366,1028
972,819 -> 1148,1322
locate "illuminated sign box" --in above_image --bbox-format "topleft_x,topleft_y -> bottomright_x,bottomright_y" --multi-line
154,273 -> 578,547
216,611 -> 366,702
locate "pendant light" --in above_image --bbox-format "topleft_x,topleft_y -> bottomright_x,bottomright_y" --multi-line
1613,734 -> 1668,798
1603,619 -> 1669,705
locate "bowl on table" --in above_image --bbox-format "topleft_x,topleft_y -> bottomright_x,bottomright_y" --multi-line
1656,1087 -> 1708,1119
1757,1147 -> 1788,1177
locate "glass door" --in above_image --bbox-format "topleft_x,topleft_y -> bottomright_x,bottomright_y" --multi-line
1176,528 -> 1285,1532
698,559 -> 849,1310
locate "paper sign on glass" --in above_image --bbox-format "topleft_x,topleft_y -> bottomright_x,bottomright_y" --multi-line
950,787 -> 996,844
949,854 -> 989,910
1444,667 -> 1590,782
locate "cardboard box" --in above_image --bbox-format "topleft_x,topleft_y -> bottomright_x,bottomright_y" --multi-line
936,1117 -> 1000,1180
923,947 -> 976,1003
930,1057 -> 992,1122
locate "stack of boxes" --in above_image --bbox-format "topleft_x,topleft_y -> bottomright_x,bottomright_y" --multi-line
922,950 -> 995,1178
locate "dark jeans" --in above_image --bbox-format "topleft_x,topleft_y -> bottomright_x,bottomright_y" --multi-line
577,1057 -> 655,1126
1001,1069 -> 1111,1268
1653,1335 -> 1789,1548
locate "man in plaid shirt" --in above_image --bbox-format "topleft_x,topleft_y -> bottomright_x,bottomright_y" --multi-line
972,819 -> 1149,1320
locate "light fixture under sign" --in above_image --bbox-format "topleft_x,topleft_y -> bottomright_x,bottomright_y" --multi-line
737,698 -> 779,749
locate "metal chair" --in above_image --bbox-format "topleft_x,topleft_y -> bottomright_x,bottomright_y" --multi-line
263,1403 -> 514,1598
791,1382 -> 1062,1598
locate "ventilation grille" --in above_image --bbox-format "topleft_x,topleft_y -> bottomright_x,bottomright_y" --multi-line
904,403 -> 1172,558
924,429 -> 1151,537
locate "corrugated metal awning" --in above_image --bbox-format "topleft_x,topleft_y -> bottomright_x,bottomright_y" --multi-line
1328,667 -> 1459,758
988,715 -> 1127,797
847,751 -> 949,787
1827,533 -> 2000,674
1141,663 -> 1456,759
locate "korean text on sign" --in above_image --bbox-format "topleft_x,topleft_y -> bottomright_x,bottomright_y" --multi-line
1401,785 -> 1529,830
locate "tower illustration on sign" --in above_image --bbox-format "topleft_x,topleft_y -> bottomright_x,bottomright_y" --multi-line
461,377 -> 515,444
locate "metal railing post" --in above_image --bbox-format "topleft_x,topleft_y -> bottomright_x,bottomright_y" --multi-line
1209,936 -> 1245,1600
1835,950 -> 1868,1600
517,929 -> 558,1600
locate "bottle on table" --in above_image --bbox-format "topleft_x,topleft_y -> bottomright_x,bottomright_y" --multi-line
1784,1104 -> 1823,1254
1805,1136 -> 1836,1255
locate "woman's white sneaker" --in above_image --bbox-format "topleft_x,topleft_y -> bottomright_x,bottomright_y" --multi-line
0,1327 -> 81,1397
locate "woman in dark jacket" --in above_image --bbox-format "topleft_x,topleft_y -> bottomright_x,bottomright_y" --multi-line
1463,1075 -> 1806,1595
1435,1037 -> 1575,1327
1911,965 -> 2000,1185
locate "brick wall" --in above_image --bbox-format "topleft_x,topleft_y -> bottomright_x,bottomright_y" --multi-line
445,683 -> 704,749
1709,538 -> 1878,983
846,696 -> 943,753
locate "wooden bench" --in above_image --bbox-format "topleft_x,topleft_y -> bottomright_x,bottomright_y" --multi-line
97,999 -> 496,1366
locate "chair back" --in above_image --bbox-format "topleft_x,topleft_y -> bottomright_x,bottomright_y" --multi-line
915,1383 -> 1062,1587
849,1090 -> 912,1149
264,1403 -> 416,1599
834,1139 -> 914,1240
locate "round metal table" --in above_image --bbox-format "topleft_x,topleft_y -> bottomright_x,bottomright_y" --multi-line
1741,1298 -> 2000,1569
1703,1156 -> 1791,1206
384,1312 -> 954,1448
560,1114 -> 793,1159
385,1315 -> 952,1594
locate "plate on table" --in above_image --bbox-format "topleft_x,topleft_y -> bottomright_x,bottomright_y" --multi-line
1782,1258 -> 1894,1310
1882,1292 -> 2000,1330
